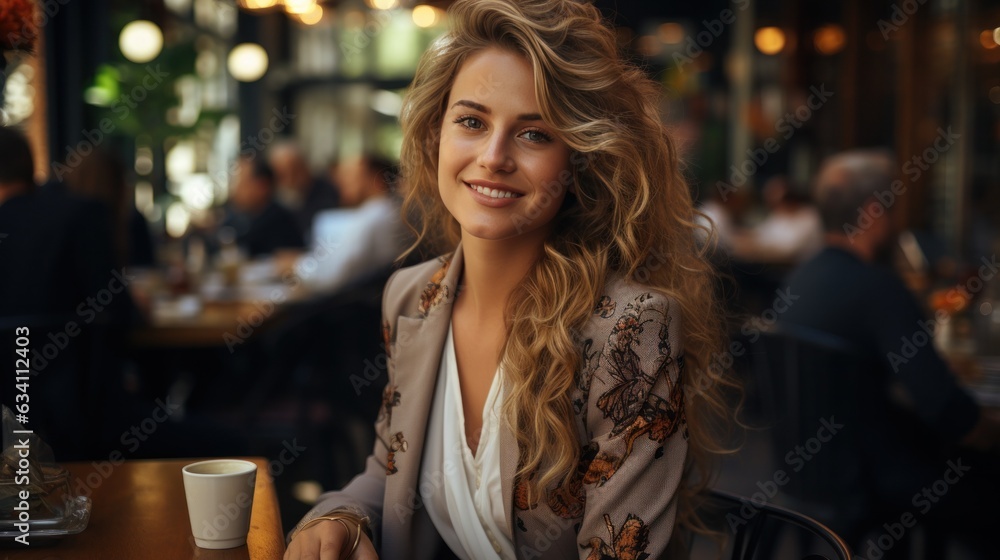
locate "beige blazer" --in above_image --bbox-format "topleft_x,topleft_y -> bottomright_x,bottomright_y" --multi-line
295,241 -> 688,559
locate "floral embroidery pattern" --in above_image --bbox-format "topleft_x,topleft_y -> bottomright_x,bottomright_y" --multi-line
515,292 -> 685,534
594,296 -> 617,318
582,294 -> 685,485
581,513 -> 651,560
573,337 -> 599,416
579,444 -> 621,488
380,384 -> 400,426
418,256 -> 451,317
385,432 -> 408,476
513,470 -> 539,511
381,320 -> 392,358
545,442 -> 598,520
514,443 -> 618,520
597,294 -> 674,438
617,371 -> 685,449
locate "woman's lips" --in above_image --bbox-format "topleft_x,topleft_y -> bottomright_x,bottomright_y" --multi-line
465,181 -> 522,199
464,181 -> 523,207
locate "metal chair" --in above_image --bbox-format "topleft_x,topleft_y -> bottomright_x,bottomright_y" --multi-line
692,488 -> 854,560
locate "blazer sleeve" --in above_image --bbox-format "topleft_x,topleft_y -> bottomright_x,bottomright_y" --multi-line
576,291 -> 688,560
287,268 -> 402,549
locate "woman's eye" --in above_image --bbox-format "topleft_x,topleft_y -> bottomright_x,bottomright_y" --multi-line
521,129 -> 552,143
455,116 -> 483,130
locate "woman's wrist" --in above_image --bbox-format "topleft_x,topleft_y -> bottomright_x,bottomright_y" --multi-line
289,509 -> 371,543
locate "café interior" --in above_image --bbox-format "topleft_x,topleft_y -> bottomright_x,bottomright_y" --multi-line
1,0 -> 999,558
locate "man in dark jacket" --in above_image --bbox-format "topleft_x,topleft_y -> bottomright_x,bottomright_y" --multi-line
222,156 -> 305,258
780,149 -> 998,558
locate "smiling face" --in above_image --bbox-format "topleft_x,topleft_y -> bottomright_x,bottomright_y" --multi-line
437,47 -> 572,244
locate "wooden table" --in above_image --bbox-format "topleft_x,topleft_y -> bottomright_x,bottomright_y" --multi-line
130,299 -> 280,348
4,458 -> 285,560
129,281 -> 309,349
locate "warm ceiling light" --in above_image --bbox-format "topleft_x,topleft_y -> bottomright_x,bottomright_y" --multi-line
814,24 -> 845,55
119,20 -> 163,63
754,26 -> 785,55
412,5 -> 439,28
297,4 -> 323,25
981,29 -> 999,50
658,22 -> 684,45
284,0 -> 315,15
227,43 -> 268,82
240,0 -> 277,9
368,0 -> 398,10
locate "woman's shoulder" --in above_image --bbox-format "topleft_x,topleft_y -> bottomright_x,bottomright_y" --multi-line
597,274 -> 682,320
583,273 -> 684,351
382,250 -> 456,321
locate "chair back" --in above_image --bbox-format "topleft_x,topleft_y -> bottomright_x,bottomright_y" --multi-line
750,325 -> 871,530
690,488 -> 854,560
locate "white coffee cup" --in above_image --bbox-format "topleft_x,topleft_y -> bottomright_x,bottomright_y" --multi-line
182,459 -> 257,549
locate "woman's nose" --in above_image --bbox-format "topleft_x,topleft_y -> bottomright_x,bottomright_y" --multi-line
477,132 -> 515,173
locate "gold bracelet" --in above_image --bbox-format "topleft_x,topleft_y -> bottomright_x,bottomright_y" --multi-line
332,518 -> 359,558
292,513 -> 369,556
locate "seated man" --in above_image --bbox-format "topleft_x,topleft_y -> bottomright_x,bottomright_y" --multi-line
222,156 -> 305,258
779,149 -> 999,557
285,156 -> 408,294
268,140 -> 340,237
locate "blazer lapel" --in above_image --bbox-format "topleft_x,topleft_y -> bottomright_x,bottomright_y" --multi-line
382,242 -> 465,558
499,416 -> 518,538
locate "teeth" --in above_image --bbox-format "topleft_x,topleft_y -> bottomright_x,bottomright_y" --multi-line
471,184 -> 518,199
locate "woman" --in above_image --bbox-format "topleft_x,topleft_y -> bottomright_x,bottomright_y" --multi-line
285,0 -> 733,558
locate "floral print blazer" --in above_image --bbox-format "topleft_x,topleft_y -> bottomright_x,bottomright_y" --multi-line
293,241 -> 688,560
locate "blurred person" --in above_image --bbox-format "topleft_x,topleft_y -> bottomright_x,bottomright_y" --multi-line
284,1 -> 738,558
222,155 -> 305,258
730,175 -> 822,264
0,126 -> 132,460
695,186 -> 738,255
780,149 -> 999,558
280,155 -> 407,294
63,148 -> 156,268
269,140 -> 340,237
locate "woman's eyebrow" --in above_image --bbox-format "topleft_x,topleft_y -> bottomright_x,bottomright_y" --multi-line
450,99 -> 542,121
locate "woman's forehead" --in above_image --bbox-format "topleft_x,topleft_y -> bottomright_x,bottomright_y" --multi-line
447,48 -> 540,114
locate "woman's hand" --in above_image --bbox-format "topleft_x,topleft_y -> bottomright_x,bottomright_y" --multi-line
284,519 -> 378,560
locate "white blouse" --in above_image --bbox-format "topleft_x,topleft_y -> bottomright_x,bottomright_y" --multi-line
419,323 -> 515,560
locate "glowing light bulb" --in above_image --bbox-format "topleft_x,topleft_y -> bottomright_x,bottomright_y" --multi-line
119,20 -> 163,63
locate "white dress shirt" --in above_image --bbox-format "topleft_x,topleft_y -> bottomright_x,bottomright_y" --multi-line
420,323 -> 515,560
294,195 -> 405,293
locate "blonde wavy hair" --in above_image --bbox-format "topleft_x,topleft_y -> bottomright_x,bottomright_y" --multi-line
399,0 -> 737,540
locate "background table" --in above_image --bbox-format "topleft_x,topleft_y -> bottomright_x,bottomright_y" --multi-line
3,457 -> 285,559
